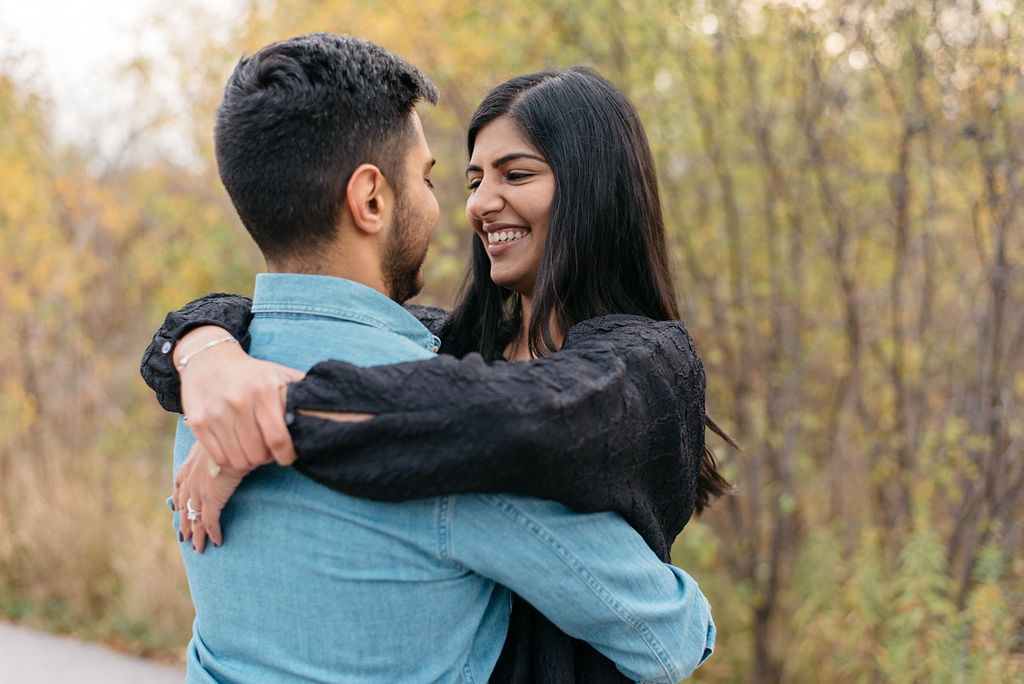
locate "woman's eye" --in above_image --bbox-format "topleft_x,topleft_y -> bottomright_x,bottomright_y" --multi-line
467,178 -> 481,191
506,171 -> 531,182
425,177 -> 434,189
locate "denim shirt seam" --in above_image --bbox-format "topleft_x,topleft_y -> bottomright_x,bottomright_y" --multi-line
436,496 -> 465,569
480,494 -> 681,682
252,304 -> 436,351
252,303 -> 394,330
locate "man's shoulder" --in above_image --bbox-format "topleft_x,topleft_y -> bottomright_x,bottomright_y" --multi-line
251,310 -> 435,369
350,323 -> 437,365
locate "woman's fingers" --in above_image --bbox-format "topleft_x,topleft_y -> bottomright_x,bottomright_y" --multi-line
175,442 -> 248,554
174,451 -> 191,541
191,516 -> 208,553
256,389 -> 297,466
187,419 -> 236,473
180,349 -> 303,470
176,443 -> 207,544
179,340 -> 258,470
240,366 -> 304,467
172,461 -> 185,515
180,498 -> 194,544
235,399 -> 274,469
198,462 -> 245,549
190,476 -> 241,553
205,510 -> 224,548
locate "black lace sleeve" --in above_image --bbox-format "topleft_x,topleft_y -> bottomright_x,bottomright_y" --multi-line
140,294 -> 255,413
287,314 -> 706,558
401,304 -> 451,338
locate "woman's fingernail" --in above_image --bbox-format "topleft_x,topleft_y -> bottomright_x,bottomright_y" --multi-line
168,500 -> 176,511
179,532 -> 184,542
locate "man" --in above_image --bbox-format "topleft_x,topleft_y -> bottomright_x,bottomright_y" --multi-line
168,33 -> 714,682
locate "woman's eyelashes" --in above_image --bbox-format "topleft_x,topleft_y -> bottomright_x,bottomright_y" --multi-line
466,171 -> 533,191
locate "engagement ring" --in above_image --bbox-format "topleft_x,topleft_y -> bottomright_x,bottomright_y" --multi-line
186,498 -> 202,521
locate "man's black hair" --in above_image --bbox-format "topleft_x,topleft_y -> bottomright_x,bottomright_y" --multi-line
214,33 -> 438,261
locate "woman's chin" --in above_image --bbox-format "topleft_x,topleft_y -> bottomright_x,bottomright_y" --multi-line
489,275 -> 533,299
487,268 -> 512,286
488,268 -> 513,290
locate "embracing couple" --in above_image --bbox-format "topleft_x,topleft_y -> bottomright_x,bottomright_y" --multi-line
141,32 -> 730,683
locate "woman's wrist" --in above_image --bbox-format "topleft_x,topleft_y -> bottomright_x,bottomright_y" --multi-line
172,325 -> 238,369
176,335 -> 240,373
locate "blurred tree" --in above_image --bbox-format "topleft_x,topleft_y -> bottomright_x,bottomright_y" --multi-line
1,0 -> 1021,677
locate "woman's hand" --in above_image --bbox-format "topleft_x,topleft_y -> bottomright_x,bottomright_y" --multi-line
174,442 -> 248,553
175,326 -> 306,470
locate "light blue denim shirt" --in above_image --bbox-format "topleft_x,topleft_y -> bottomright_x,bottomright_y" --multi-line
172,273 -> 714,683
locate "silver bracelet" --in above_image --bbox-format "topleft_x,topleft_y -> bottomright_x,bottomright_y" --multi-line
175,335 -> 240,373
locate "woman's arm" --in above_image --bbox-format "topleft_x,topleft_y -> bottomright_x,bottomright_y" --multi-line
140,296 -> 450,413
141,294 -> 255,413
288,315 -> 706,556
143,299 -> 705,552
141,293 -> 304,470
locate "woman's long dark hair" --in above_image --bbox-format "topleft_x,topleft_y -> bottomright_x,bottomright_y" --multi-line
447,67 -> 732,512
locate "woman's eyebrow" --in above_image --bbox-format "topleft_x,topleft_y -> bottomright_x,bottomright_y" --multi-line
465,153 -> 546,175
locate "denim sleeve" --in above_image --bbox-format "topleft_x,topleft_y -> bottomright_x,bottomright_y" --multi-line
446,495 -> 715,683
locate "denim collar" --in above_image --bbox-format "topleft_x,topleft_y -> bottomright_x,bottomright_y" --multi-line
251,273 -> 440,353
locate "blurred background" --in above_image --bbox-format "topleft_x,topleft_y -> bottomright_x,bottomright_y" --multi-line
0,0 -> 1021,681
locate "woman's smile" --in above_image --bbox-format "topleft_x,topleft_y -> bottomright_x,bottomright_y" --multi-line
484,223 -> 531,252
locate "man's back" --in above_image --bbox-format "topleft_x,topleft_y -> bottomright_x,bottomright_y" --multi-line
174,274 -> 714,683
175,274 -> 508,682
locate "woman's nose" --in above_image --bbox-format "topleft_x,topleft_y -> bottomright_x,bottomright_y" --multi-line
466,179 -> 503,220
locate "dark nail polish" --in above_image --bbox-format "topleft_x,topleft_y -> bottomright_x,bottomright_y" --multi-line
169,501 -> 176,511
192,544 -> 196,552
179,532 -> 184,542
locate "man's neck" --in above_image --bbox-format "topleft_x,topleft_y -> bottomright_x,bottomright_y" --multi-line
265,253 -> 389,300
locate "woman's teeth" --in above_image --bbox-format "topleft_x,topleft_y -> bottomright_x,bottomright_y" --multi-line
488,230 -> 527,244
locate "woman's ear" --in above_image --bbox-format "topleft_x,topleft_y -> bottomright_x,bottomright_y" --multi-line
345,164 -> 392,235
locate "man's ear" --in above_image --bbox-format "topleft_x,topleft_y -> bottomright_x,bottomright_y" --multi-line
345,164 -> 392,235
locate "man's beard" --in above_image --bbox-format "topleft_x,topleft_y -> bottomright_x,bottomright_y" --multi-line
382,193 -> 428,304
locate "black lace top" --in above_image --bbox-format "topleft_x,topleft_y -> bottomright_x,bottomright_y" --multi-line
141,293 -> 708,683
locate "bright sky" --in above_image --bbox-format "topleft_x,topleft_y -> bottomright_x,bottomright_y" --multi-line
1,1 -> 154,141
0,0 -> 239,165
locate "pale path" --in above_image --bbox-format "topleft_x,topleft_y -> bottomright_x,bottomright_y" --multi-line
0,621 -> 184,683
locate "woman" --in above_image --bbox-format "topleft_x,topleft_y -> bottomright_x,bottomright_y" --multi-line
143,67 -> 732,682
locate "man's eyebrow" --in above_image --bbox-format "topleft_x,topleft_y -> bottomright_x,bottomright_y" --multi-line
464,153 -> 546,175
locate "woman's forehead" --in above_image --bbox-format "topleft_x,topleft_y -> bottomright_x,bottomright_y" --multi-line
468,117 -> 545,166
